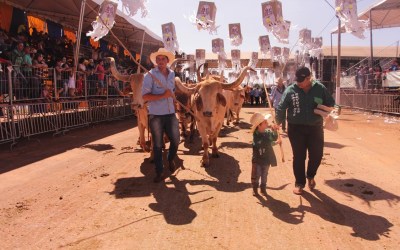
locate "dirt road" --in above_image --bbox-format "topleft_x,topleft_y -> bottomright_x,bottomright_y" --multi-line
1,107 -> 399,249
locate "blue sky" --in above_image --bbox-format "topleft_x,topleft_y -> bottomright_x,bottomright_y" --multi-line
127,0 -> 399,55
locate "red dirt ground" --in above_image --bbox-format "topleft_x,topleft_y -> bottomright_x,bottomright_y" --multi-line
1,106 -> 399,249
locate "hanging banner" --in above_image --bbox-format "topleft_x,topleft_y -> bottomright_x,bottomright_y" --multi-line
161,22 -> 179,53
248,52 -> 258,69
259,35 -> 271,57
261,1 -> 277,32
195,1 -> 218,34
218,53 -> 227,71
231,49 -> 241,72
195,49 -> 206,68
271,46 -> 281,62
299,28 -> 312,48
187,54 -> 196,78
282,47 -> 290,63
121,0 -> 148,18
309,37 -> 323,57
212,38 -> 226,72
87,0 -> 117,41
229,23 -> 243,47
335,0 -> 368,39
261,1 -> 288,43
212,38 -> 224,54
260,68 -> 266,83
273,20 -> 290,44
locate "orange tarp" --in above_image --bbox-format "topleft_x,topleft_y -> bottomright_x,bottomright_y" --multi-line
0,2 -> 13,32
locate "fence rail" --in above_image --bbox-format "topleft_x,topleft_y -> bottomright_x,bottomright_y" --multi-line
339,90 -> 400,115
0,98 -> 133,148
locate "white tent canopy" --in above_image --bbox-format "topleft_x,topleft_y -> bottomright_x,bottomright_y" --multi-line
4,0 -> 163,54
332,0 -> 400,34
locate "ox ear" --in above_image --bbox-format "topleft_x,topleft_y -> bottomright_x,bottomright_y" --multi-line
217,93 -> 226,107
195,94 -> 203,111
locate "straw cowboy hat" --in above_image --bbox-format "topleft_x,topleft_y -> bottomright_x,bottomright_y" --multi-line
149,48 -> 175,65
250,112 -> 272,133
275,77 -> 284,84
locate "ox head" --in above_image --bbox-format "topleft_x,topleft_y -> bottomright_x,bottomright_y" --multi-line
176,66 -> 253,117
232,86 -> 246,106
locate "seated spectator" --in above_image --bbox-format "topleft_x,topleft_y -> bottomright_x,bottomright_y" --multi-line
388,58 -> 400,72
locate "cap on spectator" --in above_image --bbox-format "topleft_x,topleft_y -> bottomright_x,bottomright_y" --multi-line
295,67 -> 311,82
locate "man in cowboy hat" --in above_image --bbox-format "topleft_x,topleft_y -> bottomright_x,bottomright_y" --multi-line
142,48 -> 180,183
276,67 -> 335,195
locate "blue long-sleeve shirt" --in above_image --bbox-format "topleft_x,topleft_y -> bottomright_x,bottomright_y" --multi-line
142,67 -> 176,115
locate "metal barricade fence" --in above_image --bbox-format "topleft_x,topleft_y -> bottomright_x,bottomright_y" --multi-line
340,90 -> 400,115
15,102 -> 61,138
107,97 -> 133,120
0,104 -> 17,146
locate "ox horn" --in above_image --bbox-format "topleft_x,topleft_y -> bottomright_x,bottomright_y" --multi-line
174,77 -> 197,95
221,66 -> 255,90
196,62 -> 210,82
169,58 -> 182,71
107,57 -> 131,82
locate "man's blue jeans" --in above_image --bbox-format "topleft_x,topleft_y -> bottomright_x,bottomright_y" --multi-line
149,114 -> 180,174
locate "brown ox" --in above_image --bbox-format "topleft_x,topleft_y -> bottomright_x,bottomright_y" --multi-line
223,86 -> 246,125
108,58 -> 149,151
175,66 -> 253,167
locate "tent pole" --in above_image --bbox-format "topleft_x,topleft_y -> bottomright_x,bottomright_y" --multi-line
369,9 -> 373,68
74,0 -> 86,71
336,17 -> 341,105
137,29 -> 146,74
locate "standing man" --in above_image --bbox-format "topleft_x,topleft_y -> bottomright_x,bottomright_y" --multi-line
270,77 -> 286,132
276,67 -> 335,195
142,48 -> 180,183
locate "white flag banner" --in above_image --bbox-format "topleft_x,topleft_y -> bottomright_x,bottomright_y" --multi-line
212,38 -> 227,71
299,28 -> 312,48
229,23 -> 243,47
335,0 -> 368,39
259,35 -> 271,58
271,46 -> 282,62
195,49 -> 206,68
87,0 -> 118,41
248,52 -> 258,69
231,49 -> 241,72
261,1 -> 289,43
192,1 -> 218,34
121,0 -> 148,18
162,22 -> 179,53
309,37 -> 323,57
273,20 -> 290,44
282,47 -> 290,63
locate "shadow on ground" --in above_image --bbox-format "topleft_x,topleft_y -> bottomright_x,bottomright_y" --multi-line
0,117 -> 136,174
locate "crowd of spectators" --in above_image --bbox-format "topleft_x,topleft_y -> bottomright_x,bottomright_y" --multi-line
0,26 -> 147,104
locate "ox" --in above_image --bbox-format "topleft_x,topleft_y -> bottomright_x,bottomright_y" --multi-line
108,58 -> 149,151
223,86 -> 246,125
175,66 -> 253,167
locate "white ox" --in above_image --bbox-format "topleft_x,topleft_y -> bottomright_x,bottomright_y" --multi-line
175,66 -> 253,167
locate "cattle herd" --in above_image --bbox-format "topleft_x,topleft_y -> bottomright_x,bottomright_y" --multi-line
109,57 -> 254,167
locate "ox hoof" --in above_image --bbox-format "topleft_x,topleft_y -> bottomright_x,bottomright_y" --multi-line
212,153 -> 219,158
200,160 -> 209,168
